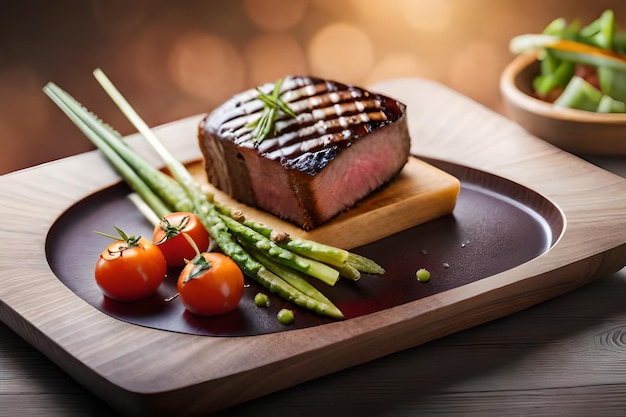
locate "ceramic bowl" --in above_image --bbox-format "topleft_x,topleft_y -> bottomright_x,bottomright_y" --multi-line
500,52 -> 626,155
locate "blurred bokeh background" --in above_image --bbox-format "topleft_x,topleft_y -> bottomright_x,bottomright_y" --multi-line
1,0 -> 624,175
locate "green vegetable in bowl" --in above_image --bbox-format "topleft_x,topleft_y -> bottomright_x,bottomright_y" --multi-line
510,9 -> 626,112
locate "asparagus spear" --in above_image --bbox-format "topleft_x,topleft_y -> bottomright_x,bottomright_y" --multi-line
214,200 -> 385,275
239,239 -> 338,308
218,213 -> 340,286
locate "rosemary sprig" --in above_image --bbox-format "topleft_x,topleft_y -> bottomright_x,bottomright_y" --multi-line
247,78 -> 297,144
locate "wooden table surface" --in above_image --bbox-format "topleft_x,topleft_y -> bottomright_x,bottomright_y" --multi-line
3,267 -> 626,416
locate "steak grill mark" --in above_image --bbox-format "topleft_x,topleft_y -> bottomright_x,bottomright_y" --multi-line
206,76 -> 404,171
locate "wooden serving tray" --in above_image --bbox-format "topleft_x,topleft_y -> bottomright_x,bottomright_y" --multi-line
2,78 -> 626,415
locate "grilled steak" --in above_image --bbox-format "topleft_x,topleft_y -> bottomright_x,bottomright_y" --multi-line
198,75 -> 410,230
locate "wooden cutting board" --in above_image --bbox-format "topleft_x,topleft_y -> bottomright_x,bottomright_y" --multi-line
191,156 -> 461,249
1,78 -> 626,416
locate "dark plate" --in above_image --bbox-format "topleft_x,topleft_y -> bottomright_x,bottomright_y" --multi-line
45,157 -> 564,337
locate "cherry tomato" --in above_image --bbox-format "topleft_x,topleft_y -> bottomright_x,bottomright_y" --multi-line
177,252 -> 244,316
95,228 -> 166,302
153,212 -> 211,267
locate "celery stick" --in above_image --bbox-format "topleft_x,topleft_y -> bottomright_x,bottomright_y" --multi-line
598,66 -> 626,102
579,9 -> 615,50
597,94 -> 626,113
554,76 -> 602,111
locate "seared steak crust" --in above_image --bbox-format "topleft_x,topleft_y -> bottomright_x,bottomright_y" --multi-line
199,76 -> 410,230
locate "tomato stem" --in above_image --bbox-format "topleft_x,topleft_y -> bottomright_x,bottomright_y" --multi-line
94,226 -> 141,247
185,254 -> 212,282
155,215 -> 191,245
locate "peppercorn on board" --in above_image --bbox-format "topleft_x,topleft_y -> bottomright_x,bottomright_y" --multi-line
2,78 -> 626,415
